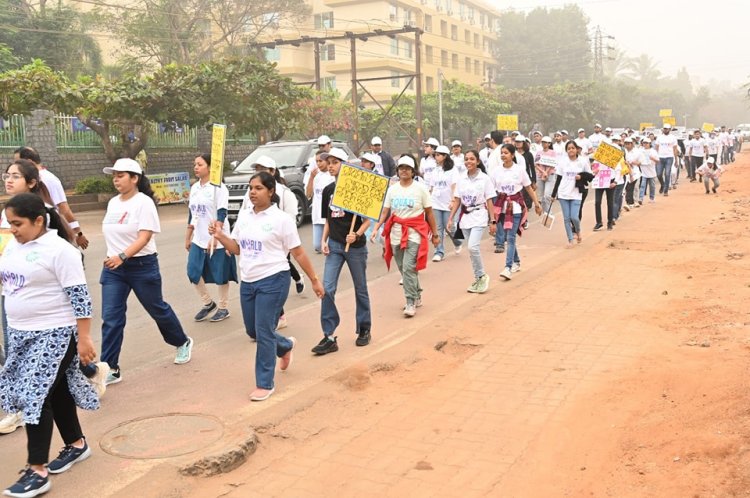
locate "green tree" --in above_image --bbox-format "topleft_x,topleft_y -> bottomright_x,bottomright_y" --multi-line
625,54 -> 661,84
495,5 -> 592,87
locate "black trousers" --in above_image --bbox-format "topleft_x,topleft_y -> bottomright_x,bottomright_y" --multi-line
26,335 -> 84,465
594,188 -> 614,226
625,180 -> 636,205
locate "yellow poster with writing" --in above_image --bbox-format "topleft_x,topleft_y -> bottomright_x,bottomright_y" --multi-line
331,163 -> 390,220
496,114 -> 519,131
702,122 -> 714,133
659,109 -> 672,117
210,124 -> 226,187
662,116 -> 677,127
592,141 -> 624,168
639,122 -> 654,131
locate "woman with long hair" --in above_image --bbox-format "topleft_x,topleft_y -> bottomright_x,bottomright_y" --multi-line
429,145 -> 463,262
551,141 -> 593,247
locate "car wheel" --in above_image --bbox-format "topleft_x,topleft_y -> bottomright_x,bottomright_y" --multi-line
294,191 -> 307,227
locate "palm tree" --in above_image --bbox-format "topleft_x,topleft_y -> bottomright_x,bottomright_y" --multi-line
626,54 -> 661,84
604,48 -> 634,80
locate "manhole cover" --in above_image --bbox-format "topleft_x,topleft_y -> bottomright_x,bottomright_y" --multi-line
100,413 -> 224,459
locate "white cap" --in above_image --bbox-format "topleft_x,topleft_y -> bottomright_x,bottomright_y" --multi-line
435,145 -> 450,155
561,129 -> 569,135
484,133 -> 491,140
397,155 -> 416,168
541,136 -> 552,143
322,147 -> 348,162
605,127 -> 612,132
361,152 -> 380,165
423,137 -> 440,147
642,137 -> 652,143
371,136 -> 382,145
451,140 -> 462,147
532,130 -> 542,136
594,123 -> 602,128
514,135 -> 527,142
510,130 -> 519,136
317,134 -> 332,145
103,158 -> 143,175
662,123 -> 672,129
707,156 -> 715,163
252,155 -> 277,170
623,137 -> 633,143
577,128 -> 585,133
554,131 -> 562,136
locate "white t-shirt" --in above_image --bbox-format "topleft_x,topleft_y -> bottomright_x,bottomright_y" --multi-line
555,156 -> 592,200
0,209 -> 8,229
188,181 -> 230,249
589,133 -> 605,151
552,141 -> 566,158
640,148 -> 658,178
486,147 -> 502,175
383,181 -> 432,244
514,152 -> 527,172
577,137 -> 593,156
311,171 -> 335,225
706,137 -> 719,155
656,134 -> 678,158
478,147 -> 491,165
240,183 -> 297,220
102,192 -> 160,257
454,171 -> 496,229
451,154 -> 466,175
39,168 -> 67,207
688,138 -> 706,157
0,230 -> 87,330
420,156 -> 438,184
230,204 -> 300,283
490,163 -> 531,214
429,167 -> 460,211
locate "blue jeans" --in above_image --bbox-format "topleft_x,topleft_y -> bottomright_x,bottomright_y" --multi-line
433,209 -> 461,258
657,157 -> 673,192
494,213 -> 506,247
461,226 -> 486,279
613,182 -> 625,220
558,199 -> 581,242
639,177 -> 656,201
240,272 -> 293,390
100,254 -> 187,370
321,239 -> 371,335
503,213 -> 522,269
312,223 -> 325,252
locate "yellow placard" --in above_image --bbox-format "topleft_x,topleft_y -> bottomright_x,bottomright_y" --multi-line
639,122 -> 654,131
659,109 -> 672,117
496,114 -> 519,131
662,116 -> 676,127
149,172 -> 191,205
210,124 -> 226,187
592,141 -> 624,168
0,232 -> 12,254
702,122 -> 714,133
331,162 -> 390,220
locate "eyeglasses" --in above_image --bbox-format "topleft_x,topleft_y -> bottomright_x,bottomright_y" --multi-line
2,173 -> 22,181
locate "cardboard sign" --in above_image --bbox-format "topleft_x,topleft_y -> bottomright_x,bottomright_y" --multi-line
662,116 -> 676,127
210,124 -> 226,187
496,114 -> 519,131
639,122 -> 654,131
331,162 -> 390,220
541,212 -> 555,230
149,172 -> 191,205
538,155 -> 557,168
659,108 -> 672,117
592,141 -> 624,168
592,167 -> 613,189
702,122 -> 714,133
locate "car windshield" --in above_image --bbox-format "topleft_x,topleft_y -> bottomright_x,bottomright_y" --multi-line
233,144 -> 308,173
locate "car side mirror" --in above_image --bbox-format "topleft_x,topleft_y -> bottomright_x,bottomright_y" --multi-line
229,160 -> 238,171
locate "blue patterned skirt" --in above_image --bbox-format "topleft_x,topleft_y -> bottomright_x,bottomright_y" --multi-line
187,243 -> 238,285
0,325 -> 99,424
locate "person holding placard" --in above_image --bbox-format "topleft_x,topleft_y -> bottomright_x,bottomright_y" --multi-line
447,150 -> 495,293
592,153 -> 616,232
312,148 -> 372,355
551,140 -> 592,247
430,145 -> 463,262
535,136 -> 557,214
372,156 -> 439,318
490,144 -> 543,281
623,138 -> 643,211
185,153 -> 237,323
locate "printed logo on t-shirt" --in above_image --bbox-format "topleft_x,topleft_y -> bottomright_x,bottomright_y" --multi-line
461,194 -> 478,206
239,239 -> 262,259
499,184 -> 515,194
190,204 -> 210,218
25,251 -> 40,263
0,270 -> 26,295
103,211 -> 130,224
391,197 -> 416,209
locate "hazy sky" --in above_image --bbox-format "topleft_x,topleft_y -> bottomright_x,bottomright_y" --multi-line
492,0 -> 750,88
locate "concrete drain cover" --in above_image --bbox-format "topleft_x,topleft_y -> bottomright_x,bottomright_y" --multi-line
100,413 -> 224,459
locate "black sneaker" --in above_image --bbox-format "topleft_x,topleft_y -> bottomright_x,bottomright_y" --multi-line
593,223 -> 603,231
48,440 -> 91,474
494,245 -> 505,253
194,301 -> 217,322
356,330 -> 371,347
311,336 -> 338,355
4,468 -> 50,497
295,276 -> 305,294
607,223 -> 613,231
712,187 -> 717,193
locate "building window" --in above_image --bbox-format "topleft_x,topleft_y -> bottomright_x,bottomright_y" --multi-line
404,9 -> 412,25
320,44 -> 335,61
322,76 -> 336,91
446,0 -> 453,14
464,29 -> 470,44
390,38 -> 399,56
468,7 -> 474,21
424,14 -> 432,32
425,45 -> 433,64
483,37 -> 489,53
434,0 -> 442,11
263,47 -> 280,62
452,53 -> 458,69
451,24 -> 457,41
391,71 -> 400,88
441,50 -> 448,67
465,57 -> 471,72
459,1 -> 465,16
314,12 -> 334,29
480,12 -> 485,27
389,3 -> 398,21
404,41 -> 413,59
474,33 -> 479,49
440,20 -> 447,37
474,59 -> 480,75
426,76 -> 434,93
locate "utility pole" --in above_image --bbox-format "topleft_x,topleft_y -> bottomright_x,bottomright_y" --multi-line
313,41 -> 321,91
414,28 -> 423,148
593,25 -> 603,78
350,37 -> 359,152
438,69 -> 444,143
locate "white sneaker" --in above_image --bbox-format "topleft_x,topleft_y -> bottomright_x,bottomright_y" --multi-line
0,411 -> 24,434
403,303 -> 416,317
511,263 -> 521,273
277,315 -> 288,329
432,254 -> 443,262
454,245 -> 463,255
398,278 -> 403,285
475,274 -> 490,293
89,362 -> 110,397
414,297 -> 423,308
500,267 -> 512,280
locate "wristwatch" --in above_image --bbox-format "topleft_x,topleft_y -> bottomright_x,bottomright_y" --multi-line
118,252 -> 128,262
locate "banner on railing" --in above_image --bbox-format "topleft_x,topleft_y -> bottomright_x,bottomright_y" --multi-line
149,172 -> 191,205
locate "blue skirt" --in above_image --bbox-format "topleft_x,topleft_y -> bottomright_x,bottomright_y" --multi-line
187,243 -> 238,285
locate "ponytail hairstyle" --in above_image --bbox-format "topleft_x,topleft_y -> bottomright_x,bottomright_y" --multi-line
441,154 -> 455,172
6,159 -> 54,206
250,171 -> 280,206
127,172 -> 157,204
5,192 -> 74,243
500,144 -> 518,163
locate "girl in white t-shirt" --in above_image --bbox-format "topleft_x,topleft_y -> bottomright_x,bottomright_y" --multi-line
0,193 -> 98,496
447,150 -> 496,293
185,153 -> 237,324
535,137 -> 558,214
551,141 -> 592,246
490,144 -> 543,281
100,159 -> 192,385
305,151 -> 335,254
210,171 -> 324,402
639,138 -> 659,203
430,145 -> 463,262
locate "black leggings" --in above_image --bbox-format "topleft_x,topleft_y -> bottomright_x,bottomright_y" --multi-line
26,335 -> 84,465
594,188 -> 615,225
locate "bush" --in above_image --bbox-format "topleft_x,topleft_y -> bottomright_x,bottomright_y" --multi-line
75,176 -> 116,194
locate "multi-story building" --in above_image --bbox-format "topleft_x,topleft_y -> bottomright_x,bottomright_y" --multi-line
261,0 -> 500,106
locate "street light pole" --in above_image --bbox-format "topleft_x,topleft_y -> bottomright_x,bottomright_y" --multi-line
438,69 -> 444,144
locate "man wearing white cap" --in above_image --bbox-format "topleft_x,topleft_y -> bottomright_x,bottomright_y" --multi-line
589,124 -> 605,153
450,140 -> 465,173
370,136 -> 396,177
304,134 -> 333,190
576,128 -> 593,157
530,131 -> 543,157
479,134 -> 492,165
655,123 -> 679,195
420,137 -> 440,184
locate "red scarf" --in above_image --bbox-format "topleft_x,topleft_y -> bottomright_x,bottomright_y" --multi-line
382,214 -> 432,271
494,191 -> 528,236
